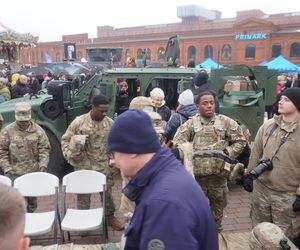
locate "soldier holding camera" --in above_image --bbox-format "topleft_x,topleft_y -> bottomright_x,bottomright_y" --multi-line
247,88 -> 300,244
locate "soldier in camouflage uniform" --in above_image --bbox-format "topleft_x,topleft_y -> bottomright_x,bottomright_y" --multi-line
248,88 -> 300,244
61,94 -> 124,231
0,102 -> 50,212
173,91 -> 246,231
0,113 -> 3,131
118,96 -> 165,216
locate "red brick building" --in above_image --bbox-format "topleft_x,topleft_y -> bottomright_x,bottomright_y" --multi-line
20,5 -> 300,67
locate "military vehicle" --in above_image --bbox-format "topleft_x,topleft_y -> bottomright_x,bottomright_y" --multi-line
0,36 -> 277,177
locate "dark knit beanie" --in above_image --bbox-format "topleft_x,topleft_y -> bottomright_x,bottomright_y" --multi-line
92,94 -> 109,105
194,70 -> 209,87
107,109 -> 161,153
282,88 -> 300,112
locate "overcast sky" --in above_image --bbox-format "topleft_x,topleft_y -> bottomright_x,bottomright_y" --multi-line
1,0 -> 299,42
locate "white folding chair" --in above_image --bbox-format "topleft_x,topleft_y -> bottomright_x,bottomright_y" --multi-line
0,175 -> 12,186
14,172 -> 61,243
61,170 -> 107,242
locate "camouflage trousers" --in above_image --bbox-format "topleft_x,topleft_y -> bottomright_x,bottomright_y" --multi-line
77,169 -> 116,216
26,197 -> 37,213
5,172 -> 37,212
195,175 -> 228,232
251,180 -> 300,240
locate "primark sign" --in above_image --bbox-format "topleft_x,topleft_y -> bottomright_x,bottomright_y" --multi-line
235,33 -> 267,40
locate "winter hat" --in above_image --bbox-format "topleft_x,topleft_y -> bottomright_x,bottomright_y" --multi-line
194,70 -> 209,87
282,88 -> 300,112
107,109 -> 161,154
178,89 -> 194,106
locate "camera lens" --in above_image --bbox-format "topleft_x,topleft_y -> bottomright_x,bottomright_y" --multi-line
249,159 -> 273,179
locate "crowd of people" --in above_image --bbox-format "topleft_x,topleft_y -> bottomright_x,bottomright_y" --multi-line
0,62 -> 88,104
1,68 -> 300,249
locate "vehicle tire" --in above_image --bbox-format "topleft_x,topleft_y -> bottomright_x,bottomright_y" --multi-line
44,128 -> 73,179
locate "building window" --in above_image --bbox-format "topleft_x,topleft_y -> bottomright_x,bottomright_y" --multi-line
187,46 -> 196,61
125,49 -> 131,60
245,44 -> 256,59
45,51 -> 52,63
41,51 -> 45,62
36,51 -> 39,63
56,52 -> 61,62
137,49 -> 143,59
31,51 -> 35,65
204,45 -> 213,58
221,44 -> 232,60
272,44 -> 281,58
290,42 -> 300,58
157,47 -> 165,60
145,48 -> 151,60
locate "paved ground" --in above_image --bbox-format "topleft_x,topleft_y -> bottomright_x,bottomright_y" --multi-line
31,173 -> 251,246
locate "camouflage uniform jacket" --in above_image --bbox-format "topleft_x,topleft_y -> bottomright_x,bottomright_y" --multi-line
61,112 -> 113,171
0,121 -> 50,175
248,115 -> 300,195
173,113 -> 246,175
0,113 -> 3,130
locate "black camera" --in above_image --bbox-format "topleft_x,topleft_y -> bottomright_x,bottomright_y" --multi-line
240,158 -> 273,192
249,158 -> 273,179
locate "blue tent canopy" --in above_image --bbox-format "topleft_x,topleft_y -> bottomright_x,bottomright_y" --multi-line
261,55 -> 300,72
196,58 -> 224,69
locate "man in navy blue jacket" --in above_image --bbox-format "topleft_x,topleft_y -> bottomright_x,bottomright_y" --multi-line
107,109 -> 218,250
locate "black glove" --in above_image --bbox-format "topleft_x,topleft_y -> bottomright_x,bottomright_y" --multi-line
171,147 -> 181,160
293,195 -> 300,212
241,175 -> 254,192
223,148 -> 229,156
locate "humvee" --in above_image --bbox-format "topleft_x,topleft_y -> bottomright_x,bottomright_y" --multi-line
0,36 -> 277,177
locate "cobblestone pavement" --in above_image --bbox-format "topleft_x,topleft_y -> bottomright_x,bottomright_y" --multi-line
30,173 -> 251,246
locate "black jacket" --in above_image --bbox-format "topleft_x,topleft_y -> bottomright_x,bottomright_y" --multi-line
156,104 -> 171,122
116,90 -> 131,115
11,81 -> 30,99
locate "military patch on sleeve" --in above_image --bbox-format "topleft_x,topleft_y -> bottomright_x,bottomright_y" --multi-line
147,239 -> 165,250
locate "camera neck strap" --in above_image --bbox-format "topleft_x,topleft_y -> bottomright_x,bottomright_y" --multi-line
263,123 -> 290,161
270,131 -> 290,161
263,123 -> 278,149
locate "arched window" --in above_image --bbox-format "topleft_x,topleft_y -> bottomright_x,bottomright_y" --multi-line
204,45 -> 213,58
157,47 -> 165,60
245,44 -> 256,59
41,51 -> 45,62
45,51 -> 52,63
56,52 -> 61,62
125,49 -> 131,60
221,44 -> 232,60
272,44 -> 281,58
187,46 -> 196,61
290,42 -> 300,58
137,49 -> 143,59
145,48 -> 151,60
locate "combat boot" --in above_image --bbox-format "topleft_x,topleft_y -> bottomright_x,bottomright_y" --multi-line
107,215 -> 125,231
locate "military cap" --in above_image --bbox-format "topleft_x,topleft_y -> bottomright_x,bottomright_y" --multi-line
129,96 -> 154,112
15,102 -> 32,121
249,222 -> 293,249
